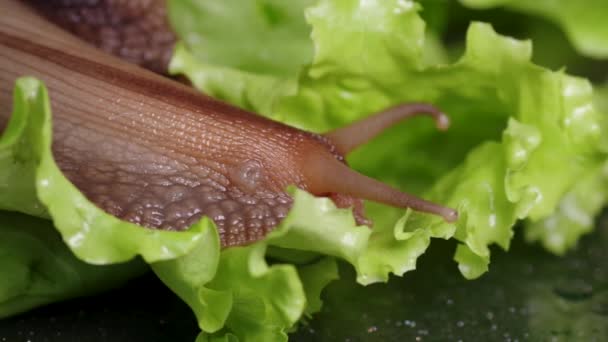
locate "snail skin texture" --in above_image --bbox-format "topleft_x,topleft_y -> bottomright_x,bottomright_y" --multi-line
0,0 -> 457,247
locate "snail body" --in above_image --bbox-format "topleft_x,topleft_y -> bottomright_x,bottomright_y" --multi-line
0,0 -> 456,247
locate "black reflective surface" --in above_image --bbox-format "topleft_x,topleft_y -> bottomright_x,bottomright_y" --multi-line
0,273 -> 198,342
291,212 -> 608,342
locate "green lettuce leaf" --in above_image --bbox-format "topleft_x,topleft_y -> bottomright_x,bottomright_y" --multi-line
163,0 -> 608,338
595,84 -> 608,154
168,0 -> 315,77
524,161 -> 608,255
152,188 -> 366,341
171,0 -> 604,278
523,85 -> 608,255
0,78 -> 208,264
0,210 -> 146,318
0,76 -> 363,339
0,77 -> 215,317
168,0 -> 607,336
460,0 -> 608,59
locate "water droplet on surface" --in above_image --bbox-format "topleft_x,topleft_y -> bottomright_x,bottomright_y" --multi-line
404,320 -> 416,328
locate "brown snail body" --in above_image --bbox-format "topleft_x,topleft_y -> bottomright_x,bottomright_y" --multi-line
28,0 -> 176,74
0,0 -> 457,247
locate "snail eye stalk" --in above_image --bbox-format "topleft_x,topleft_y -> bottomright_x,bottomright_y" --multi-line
304,153 -> 458,222
324,103 -> 450,155
311,103 -> 458,222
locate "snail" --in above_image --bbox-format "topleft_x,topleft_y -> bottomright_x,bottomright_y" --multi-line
0,0 -> 458,248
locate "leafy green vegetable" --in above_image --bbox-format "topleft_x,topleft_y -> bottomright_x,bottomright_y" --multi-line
0,210 -> 146,318
524,161 -> 608,255
171,0 -> 605,283
152,188 -> 367,341
460,0 -> 608,59
164,0 -> 608,338
0,78 -> 208,264
168,0 -> 315,77
0,76 -> 366,339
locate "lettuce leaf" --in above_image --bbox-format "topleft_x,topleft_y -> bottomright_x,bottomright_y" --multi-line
168,0 -> 315,77
0,210 -> 146,318
460,0 -> 608,59
523,85 -> 608,255
0,77 -> 213,317
171,0 -> 604,268
0,78 -> 209,264
152,188 -> 364,341
524,161 -> 608,255
0,76 -> 361,339
166,0 -> 606,337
